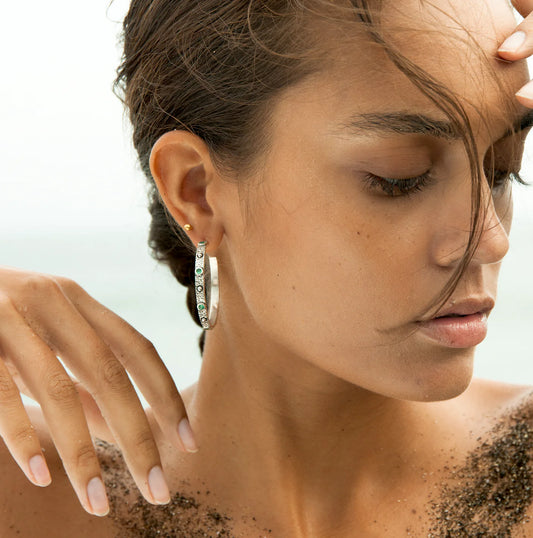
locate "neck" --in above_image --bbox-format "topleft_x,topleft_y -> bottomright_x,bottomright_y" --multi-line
185,319 -> 450,535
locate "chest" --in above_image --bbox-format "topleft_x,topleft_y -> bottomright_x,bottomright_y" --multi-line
43,417 -> 533,538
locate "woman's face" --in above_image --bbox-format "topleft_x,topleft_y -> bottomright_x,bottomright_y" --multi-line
212,0 -> 531,401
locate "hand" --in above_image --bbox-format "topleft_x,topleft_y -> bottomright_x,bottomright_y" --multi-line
0,266 -> 197,516
498,1 -> 533,105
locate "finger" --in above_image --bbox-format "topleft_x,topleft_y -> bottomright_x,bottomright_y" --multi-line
17,281 -> 172,506
0,299 -> 110,516
71,383 -> 165,450
55,277 -> 197,453
498,13 -> 533,60
72,379 -> 117,444
496,16 -> 533,106
13,366 -> 117,445
0,356 -> 52,488
4,358 -> 37,401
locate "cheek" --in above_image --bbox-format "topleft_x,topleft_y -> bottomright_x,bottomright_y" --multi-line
228,198 -> 454,395
232,175 -> 434,351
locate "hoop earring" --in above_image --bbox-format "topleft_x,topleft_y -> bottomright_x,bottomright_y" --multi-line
194,241 -> 219,330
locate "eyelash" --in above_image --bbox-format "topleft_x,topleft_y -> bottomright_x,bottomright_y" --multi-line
487,170 -> 525,190
362,172 -> 433,197
363,169 -> 526,198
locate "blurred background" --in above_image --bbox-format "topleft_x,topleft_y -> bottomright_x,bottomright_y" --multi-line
1,1 -> 533,406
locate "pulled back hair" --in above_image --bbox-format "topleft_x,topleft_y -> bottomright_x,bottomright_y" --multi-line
113,0 -> 514,353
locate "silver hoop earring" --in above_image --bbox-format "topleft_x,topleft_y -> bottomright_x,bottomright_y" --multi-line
194,241 -> 219,330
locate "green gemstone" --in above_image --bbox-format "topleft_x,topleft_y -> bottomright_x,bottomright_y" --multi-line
196,268 -> 203,275
198,304 -> 206,311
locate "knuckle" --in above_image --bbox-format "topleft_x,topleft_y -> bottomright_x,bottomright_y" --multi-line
66,443 -> 98,469
0,293 -> 17,320
10,424 -> 37,446
45,371 -> 78,404
137,336 -> 157,356
150,377 -> 180,410
0,371 -> 18,402
22,274 -> 62,297
99,357 -> 130,390
132,430 -> 157,455
53,276 -> 80,295
0,293 -> 14,311
120,333 -> 158,368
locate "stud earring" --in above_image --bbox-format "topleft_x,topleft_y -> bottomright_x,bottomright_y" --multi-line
184,224 -> 193,232
194,241 -> 219,330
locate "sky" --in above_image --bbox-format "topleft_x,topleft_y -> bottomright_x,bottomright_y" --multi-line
0,1 -> 147,233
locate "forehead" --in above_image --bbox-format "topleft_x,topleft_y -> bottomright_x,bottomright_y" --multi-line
282,0 -> 529,141
381,0 -> 526,113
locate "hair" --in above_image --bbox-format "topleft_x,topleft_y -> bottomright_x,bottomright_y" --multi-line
113,0 -> 519,354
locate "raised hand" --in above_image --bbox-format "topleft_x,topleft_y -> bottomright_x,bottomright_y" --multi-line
0,266 -> 197,516
498,1 -> 533,105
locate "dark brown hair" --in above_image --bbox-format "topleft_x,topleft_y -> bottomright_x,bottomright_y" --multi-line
113,0 -> 517,353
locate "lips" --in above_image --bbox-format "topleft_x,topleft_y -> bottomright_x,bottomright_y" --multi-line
431,297 -> 495,319
417,297 -> 495,348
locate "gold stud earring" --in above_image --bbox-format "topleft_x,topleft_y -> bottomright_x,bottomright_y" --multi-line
184,224 -> 193,231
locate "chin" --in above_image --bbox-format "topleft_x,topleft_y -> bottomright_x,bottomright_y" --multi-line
406,348 -> 476,402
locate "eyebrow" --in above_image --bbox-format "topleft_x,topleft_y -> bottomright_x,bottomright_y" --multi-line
339,109 -> 533,140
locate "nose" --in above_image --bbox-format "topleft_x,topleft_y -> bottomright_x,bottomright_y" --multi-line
430,183 -> 510,268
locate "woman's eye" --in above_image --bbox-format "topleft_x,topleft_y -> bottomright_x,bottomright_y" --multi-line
362,167 -> 528,198
485,169 -> 526,191
362,172 -> 433,197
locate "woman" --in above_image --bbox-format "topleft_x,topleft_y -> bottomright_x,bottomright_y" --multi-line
2,0 -> 533,535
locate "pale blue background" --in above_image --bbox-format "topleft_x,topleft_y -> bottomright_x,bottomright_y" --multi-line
1,2 -> 533,400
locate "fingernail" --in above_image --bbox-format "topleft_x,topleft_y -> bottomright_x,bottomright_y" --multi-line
29,454 -> 51,487
148,465 -> 170,504
499,31 -> 526,53
87,477 -> 110,517
516,79 -> 533,100
178,417 -> 198,453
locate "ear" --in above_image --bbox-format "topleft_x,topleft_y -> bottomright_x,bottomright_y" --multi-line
149,130 -> 224,251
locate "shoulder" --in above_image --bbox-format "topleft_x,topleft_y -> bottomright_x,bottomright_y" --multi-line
426,378 -> 533,537
466,376 -> 533,404
453,377 -> 533,424
428,377 -> 533,439
452,377 -> 533,461
0,405 -> 116,537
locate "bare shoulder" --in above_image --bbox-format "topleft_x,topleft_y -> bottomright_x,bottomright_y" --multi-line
425,378 -> 533,537
0,405 -> 116,538
481,379 -> 533,538
463,377 -> 533,411
446,377 -> 533,429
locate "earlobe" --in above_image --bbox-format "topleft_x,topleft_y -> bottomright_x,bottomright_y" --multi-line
149,130 -> 223,248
